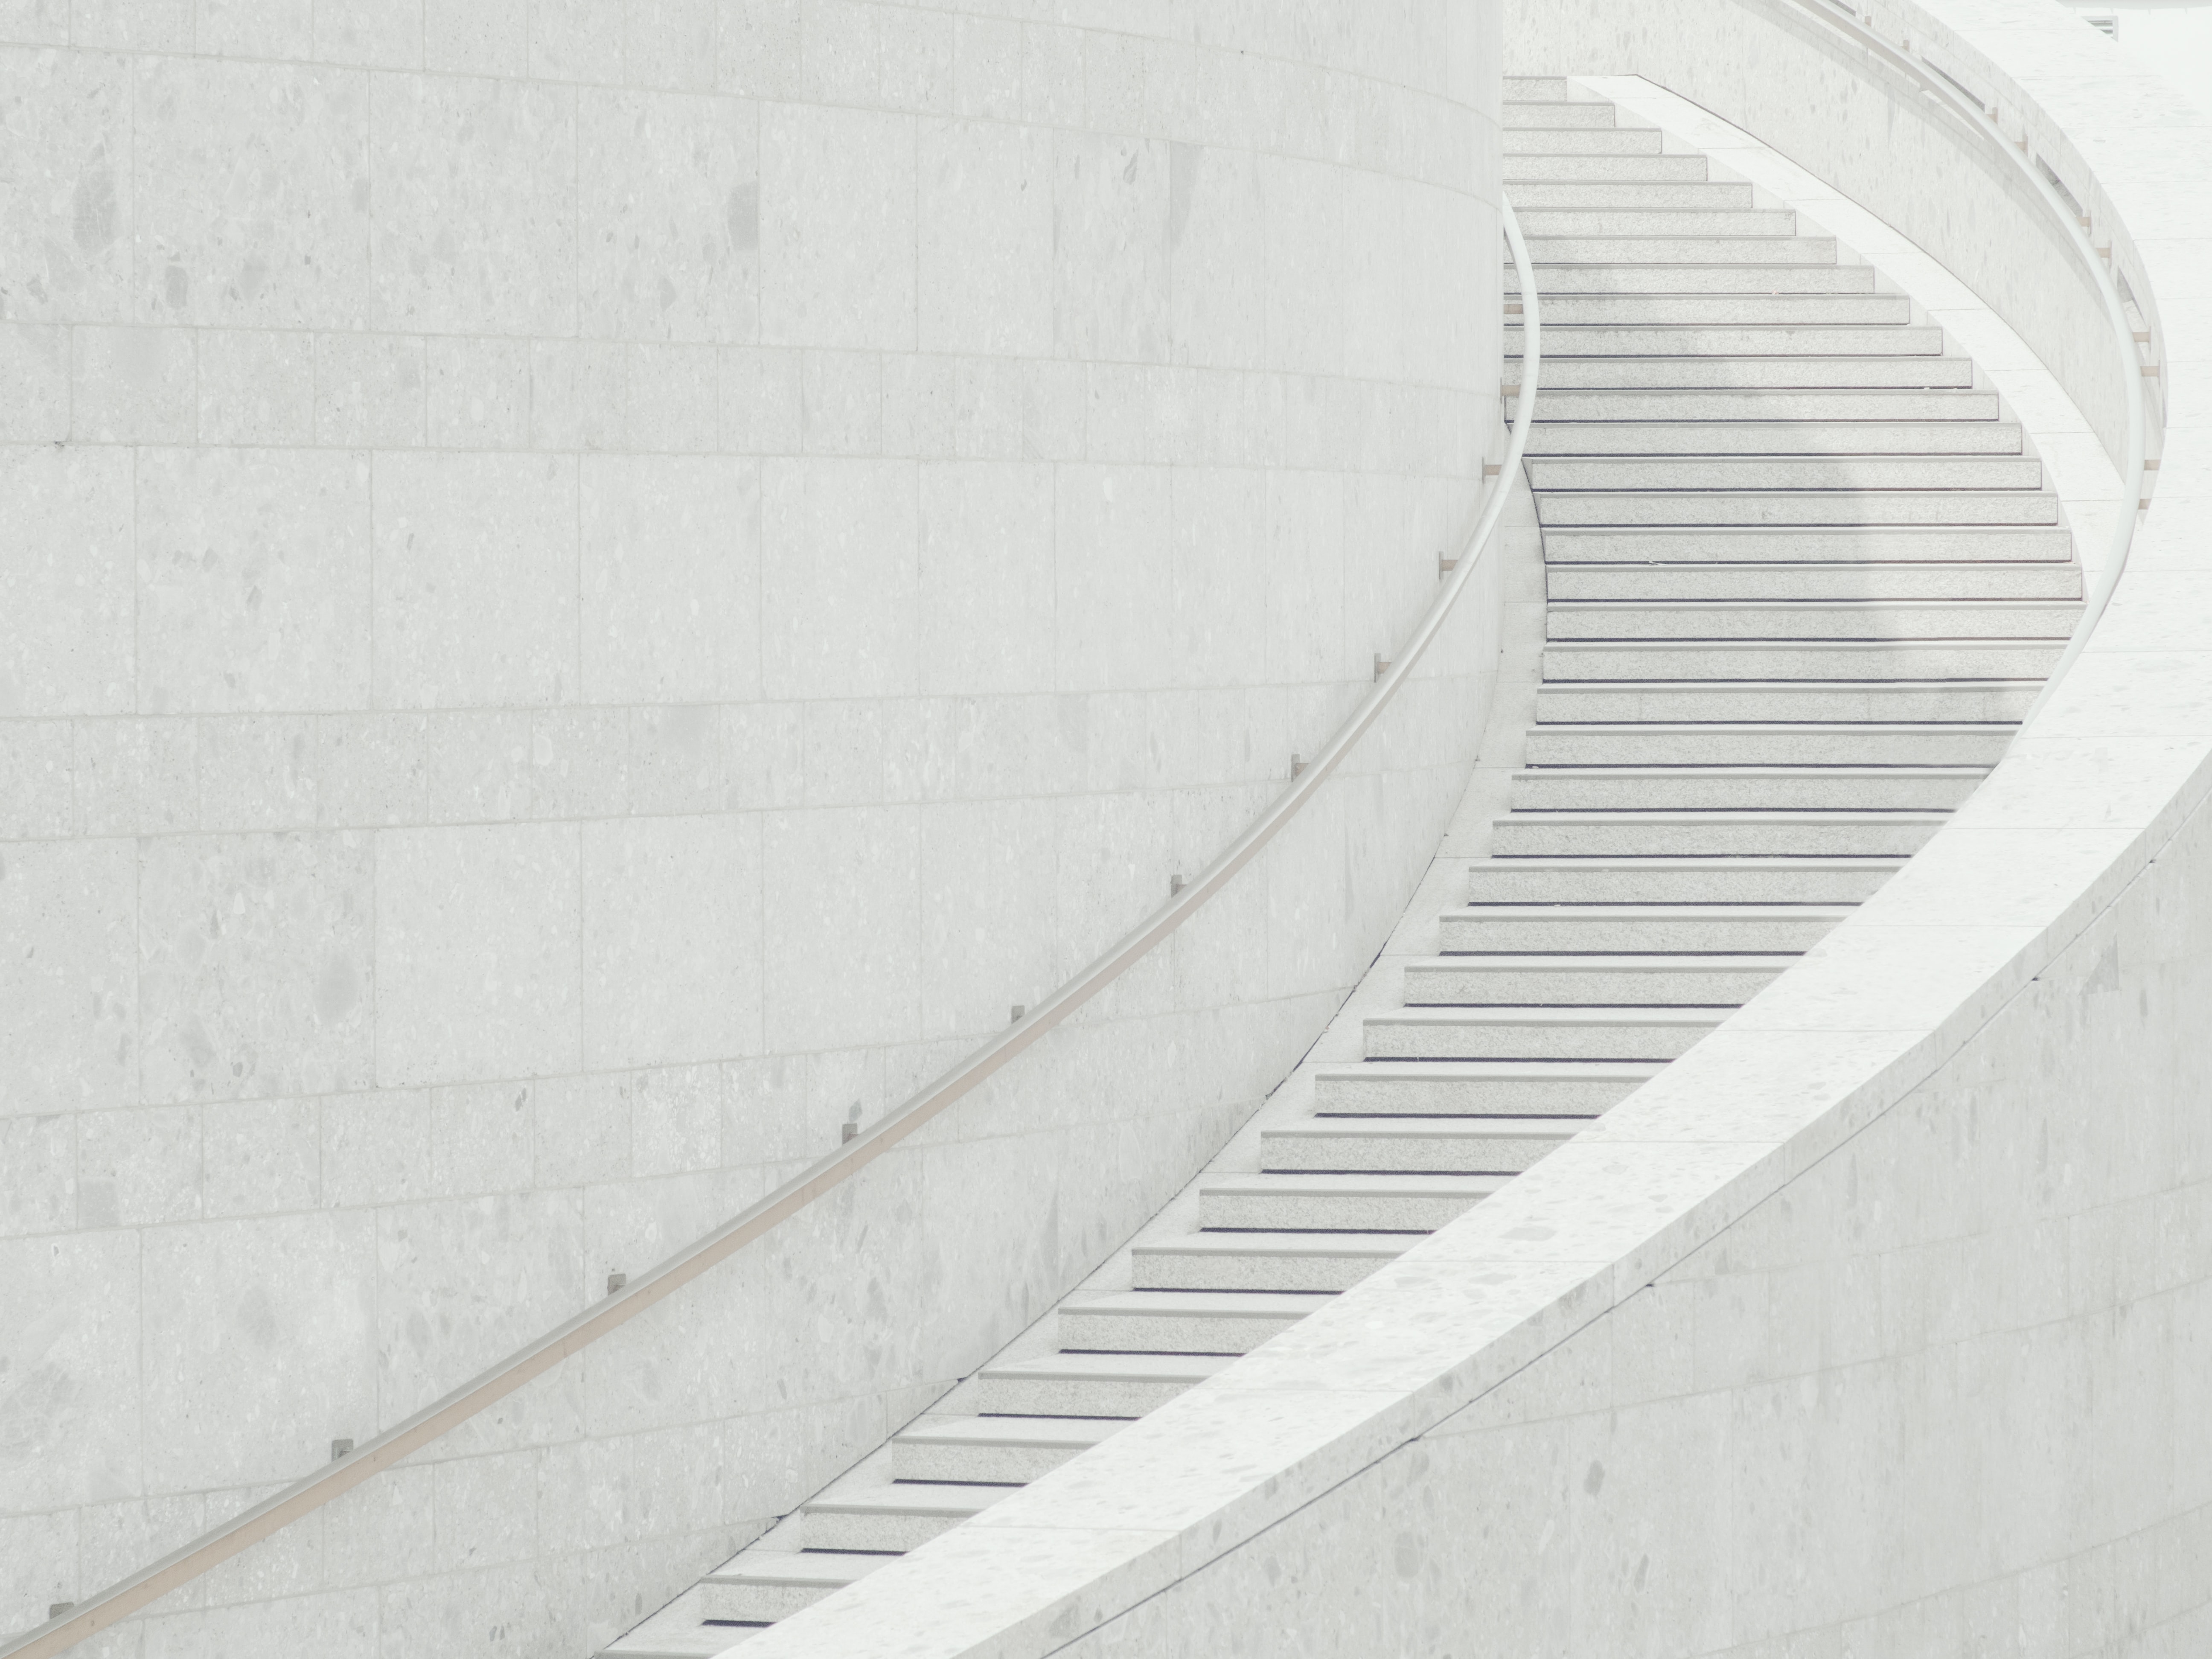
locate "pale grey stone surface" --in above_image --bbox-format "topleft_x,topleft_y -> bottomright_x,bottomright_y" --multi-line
0,2 -> 1502,1653
722,9 -> 2210,1655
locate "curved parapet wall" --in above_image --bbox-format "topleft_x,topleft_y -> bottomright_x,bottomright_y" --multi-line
0,8 -> 1505,1654
717,3 -> 2212,1653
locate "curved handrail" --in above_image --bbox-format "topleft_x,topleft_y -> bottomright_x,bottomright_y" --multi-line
1778,0 -> 2149,727
2,204 -> 1543,1659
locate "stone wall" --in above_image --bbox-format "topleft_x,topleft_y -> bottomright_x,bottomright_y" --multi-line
687,4 -> 2212,1653
0,3 -> 1506,1652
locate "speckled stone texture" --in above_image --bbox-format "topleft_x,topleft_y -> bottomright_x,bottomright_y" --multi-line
707,4 -> 2211,1653
0,3 -> 1505,1654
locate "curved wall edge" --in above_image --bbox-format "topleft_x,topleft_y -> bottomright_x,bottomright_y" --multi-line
723,3 -> 2212,1653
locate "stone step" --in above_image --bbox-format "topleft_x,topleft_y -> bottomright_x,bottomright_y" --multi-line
1526,420 -> 2022,458
1529,456 -> 2038,492
1531,293 -> 1914,326
1518,387 -> 1994,419
1540,526 -> 2071,562
1538,490 -> 2059,528
600,1628 -> 750,1658
1261,1115 -> 1590,1171
1511,262 -> 1879,294
1505,76 -> 1575,98
1490,810 -> 1946,859
1402,954 -> 1784,1006
888,1416 -> 1122,1484
701,1554 -> 889,1624
1533,678 -> 2038,723
1513,324 -> 1942,360
1504,99 -> 1619,128
1545,598 -> 2077,641
1131,1232 -> 1415,1293
1547,562 -> 2080,602
802,1486 -> 998,1553
1522,722 -> 2015,768
1541,639 -> 2062,680
1311,1059 -> 1659,1116
1517,208 -> 1803,238
1505,127 -> 1664,155
969,1353 -> 1231,1417
1361,1008 -> 1720,1063
1197,1173 -> 1508,1232
1056,1290 -> 1325,1355
1510,180 -> 1758,210
1504,153 -> 1712,183
1507,765 -> 1984,812
1465,856 -> 1903,905
1525,234 -> 1838,265
1440,903 -> 1852,953
1531,354 -> 1973,390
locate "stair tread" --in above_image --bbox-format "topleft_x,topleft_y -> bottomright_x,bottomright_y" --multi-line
1364,1006 -> 1723,1025
1312,1058 -> 1666,1076
1404,953 -> 1797,970
1511,763 -> 1989,777
1063,1290 -> 1333,1316
978,1352 -> 1234,1383
1199,1172 -> 1515,1195
1138,1232 -> 1419,1257
894,1417 -> 1123,1447
805,1486 -> 999,1519
706,1555 -> 889,1589
1444,902 -> 1854,919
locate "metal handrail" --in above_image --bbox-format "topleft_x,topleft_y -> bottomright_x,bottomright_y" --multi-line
2,203 -> 1543,1659
1778,0 -> 2150,726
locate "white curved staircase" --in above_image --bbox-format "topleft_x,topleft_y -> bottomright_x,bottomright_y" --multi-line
601,77 -> 2081,1656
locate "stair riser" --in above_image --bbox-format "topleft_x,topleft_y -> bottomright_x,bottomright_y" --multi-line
1531,458 -> 2038,491
1545,604 -> 2075,641
968,1376 -> 1195,1416
1516,210 -> 1803,237
1528,421 -> 2023,457
1524,236 -> 1837,265
1534,295 -> 1916,326
1506,128 -> 1664,154
1197,1190 -> 1488,1230
805,1511 -> 969,1553
1534,684 -> 2037,722
1541,644 -> 2062,680
1512,264 -> 1878,294
891,1441 -> 1085,1484
1441,914 -> 1844,952
1055,1308 -> 1307,1355
1505,154 -> 1710,181
1515,325 -> 1943,360
1542,527 -> 2070,562
702,1582 -> 840,1624
1537,495 -> 2059,529
1466,864 -> 1898,904
1313,1072 -> 1647,1115
1520,389 -> 1993,419
1522,731 -> 2013,766
1531,356 -> 1971,389
1548,568 -> 2080,602
1490,818 -> 1942,858
1131,1252 -> 1397,1294
1505,78 -> 1574,98
1404,965 -> 1778,1005
1261,1133 -> 1575,1173
1508,775 -> 1981,811
1362,1023 -> 1713,1062
1505,102 -> 1620,128
1511,181 -> 1756,210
